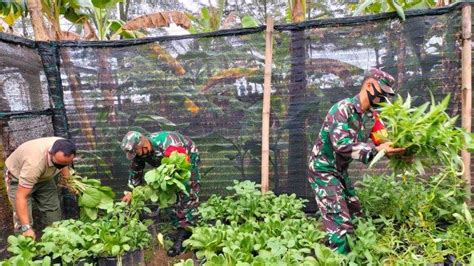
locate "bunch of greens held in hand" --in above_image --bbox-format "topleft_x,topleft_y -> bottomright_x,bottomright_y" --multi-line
62,170 -> 115,220
141,151 -> 191,208
370,94 -> 474,175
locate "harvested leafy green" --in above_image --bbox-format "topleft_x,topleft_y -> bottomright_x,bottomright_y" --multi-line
371,94 -> 472,175
144,151 -> 191,208
62,171 -> 115,220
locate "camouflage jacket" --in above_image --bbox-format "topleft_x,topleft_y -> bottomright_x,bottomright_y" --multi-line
128,131 -> 198,187
309,95 -> 376,175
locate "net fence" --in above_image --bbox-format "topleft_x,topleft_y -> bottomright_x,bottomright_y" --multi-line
0,2 -> 472,257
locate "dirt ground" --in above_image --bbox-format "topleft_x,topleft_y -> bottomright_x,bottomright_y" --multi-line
145,247 -> 194,266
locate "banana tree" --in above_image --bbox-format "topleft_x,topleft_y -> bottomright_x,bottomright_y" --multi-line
24,0 -> 192,176
353,0 -> 445,90
0,1 -> 25,33
354,0 -> 437,21
186,0 -> 258,33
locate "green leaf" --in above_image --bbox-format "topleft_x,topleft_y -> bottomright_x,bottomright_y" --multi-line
241,15 -> 258,28
83,207 -> 98,220
91,0 -> 120,9
463,202 -> 472,223
201,7 -> 210,20
111,245 -> 120,256
149,192 -> 158,202
354,0 -> 377,16
79,190 -> 101,208
40,257 -> 50,266
107,19 -> 123,32
97,200 -> 114,210
369,149 -> 386,168
63,6 -> 88,24
388,0 -> 406,21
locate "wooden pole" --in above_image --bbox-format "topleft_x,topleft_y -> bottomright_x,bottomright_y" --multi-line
261,17 -> 274,193
27,0 -> 50,41
461,4 -> 472,204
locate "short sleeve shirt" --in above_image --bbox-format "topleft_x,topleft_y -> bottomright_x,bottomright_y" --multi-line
5,137 -> 62,188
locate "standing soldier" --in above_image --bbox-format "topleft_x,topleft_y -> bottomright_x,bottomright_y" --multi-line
308,69 -> 405,254
120,130 -> 200,257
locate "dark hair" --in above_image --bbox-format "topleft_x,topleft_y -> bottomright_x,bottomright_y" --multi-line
51,139 -> 77,156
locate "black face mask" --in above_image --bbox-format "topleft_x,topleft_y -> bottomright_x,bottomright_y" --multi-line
53,162 -> 68,169
367,83 -> 388,108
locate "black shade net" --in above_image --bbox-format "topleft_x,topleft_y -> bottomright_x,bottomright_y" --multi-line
0,3 -> 473,256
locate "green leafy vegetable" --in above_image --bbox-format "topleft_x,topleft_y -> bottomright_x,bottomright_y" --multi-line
62,170 -> 115,220
371,94 -> 471,175
143,151 -> 191,208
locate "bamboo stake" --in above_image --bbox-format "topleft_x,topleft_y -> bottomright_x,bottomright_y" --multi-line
461,4 -> 472,204
261,17 -> 274,193
27,0 -> 50,41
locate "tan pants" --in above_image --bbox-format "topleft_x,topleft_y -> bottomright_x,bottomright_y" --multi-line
4,169 -> 61,232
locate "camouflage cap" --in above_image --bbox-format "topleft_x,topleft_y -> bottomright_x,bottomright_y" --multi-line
365,68 -> 396,96
121,131 -> 145,160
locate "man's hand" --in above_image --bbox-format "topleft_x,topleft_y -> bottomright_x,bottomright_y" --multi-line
376,142 -> 406,157
22,228 -> 36,240
122,192 -> 132,204
58,167 -> 72,188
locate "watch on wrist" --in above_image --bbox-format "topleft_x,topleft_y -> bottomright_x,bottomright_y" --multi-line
20,224 -> 32,233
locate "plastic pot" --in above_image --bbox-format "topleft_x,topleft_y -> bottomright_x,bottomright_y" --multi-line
97,249 -> 144,266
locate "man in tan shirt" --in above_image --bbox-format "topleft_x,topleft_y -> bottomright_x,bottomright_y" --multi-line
4,137 -> 76,239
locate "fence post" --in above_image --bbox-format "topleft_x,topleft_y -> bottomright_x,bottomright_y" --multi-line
261,17 -> 274,193
37,42 -> 70,138
461,4 -> 472,204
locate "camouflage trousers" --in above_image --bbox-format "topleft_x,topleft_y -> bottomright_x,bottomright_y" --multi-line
307,170 -> 362,254
166,152 -> 201,229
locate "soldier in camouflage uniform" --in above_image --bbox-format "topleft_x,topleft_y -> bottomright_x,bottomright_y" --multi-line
120,130 -> 200,257
308,69 -> 405,254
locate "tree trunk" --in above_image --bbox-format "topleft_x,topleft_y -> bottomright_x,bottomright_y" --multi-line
97,50 -> 117,124
27,0 -> 50,41
60,50 -> 97,150
402,18 -> 433,88
394,22 -> 407,89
